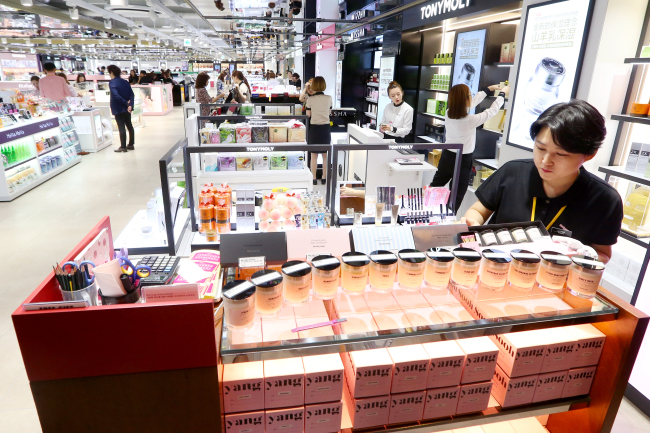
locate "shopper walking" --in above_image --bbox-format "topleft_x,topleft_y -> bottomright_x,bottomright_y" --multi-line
39,62 -> 72,101
379,81 -> 414,143
305,76 -> 332,185
429,83 -> 506,212
231,70 -> 251,103
107,65 -> 135,153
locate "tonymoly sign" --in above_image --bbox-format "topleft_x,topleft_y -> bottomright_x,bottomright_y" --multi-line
420,0 -> 471,19
402,0 -> 515,30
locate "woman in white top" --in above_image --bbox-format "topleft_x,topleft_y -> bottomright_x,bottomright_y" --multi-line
429,83 -> 507,212
231,70 -> 251,104
56,73 -> 78,97
379,81 -> 414,143
305,76 -> 332,185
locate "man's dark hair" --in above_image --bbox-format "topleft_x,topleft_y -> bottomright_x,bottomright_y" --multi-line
292,73 -> 300,79
530,100 -> 606,155
101,66 -> 106,70
43,62 -> 56,72
106,65 -> 121,77
140,70 -> 146,75
30,75 -> 39,82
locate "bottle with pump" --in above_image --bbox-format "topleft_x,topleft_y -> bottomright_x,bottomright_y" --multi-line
456,63 -> 476,95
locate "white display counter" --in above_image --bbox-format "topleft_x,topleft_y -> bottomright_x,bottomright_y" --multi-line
72,109 -> 113,153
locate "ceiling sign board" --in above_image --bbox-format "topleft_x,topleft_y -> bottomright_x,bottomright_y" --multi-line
402,0 -> 515,30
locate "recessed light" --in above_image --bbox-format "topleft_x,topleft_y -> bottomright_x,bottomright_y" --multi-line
70,7 -> 79,20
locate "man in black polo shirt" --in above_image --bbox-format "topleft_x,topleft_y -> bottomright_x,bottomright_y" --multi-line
462,100 -> 623,263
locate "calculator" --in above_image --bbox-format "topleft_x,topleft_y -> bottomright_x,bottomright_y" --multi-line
136,255 -> 181,286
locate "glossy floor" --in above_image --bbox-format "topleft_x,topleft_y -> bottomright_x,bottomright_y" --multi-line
0,108 -> 649,432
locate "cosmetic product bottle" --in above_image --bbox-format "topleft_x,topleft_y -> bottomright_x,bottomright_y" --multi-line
223,280 -> 256,330
451,248 -> 482,288
391,204 -> 400,226
495,228 -> 514,245
567,256 -> 605,299
480,230 -> 498,246
341,252 -> 370,295
507,249 -> 540,292
281,261 -> 312,306
478,249 -> 511,291
424,248 -> 454,289
369,250 -> 398,292
457,63 -> 476,95
375,202 -> 385,226
518,58 -> 565,135
251,269 -> 284,317
536,251 -> 571,293
510,227 -> 528,243
524,226 -> 543,241
397,249 -> 427,291
311,255 -> 341,300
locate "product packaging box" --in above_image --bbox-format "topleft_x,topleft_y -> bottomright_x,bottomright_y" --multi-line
388,390 -> 426,425
637,143 -> 650,175
500,43 -> 510,63
457,337 -> 499,384
456,381 -> 493,415
423,385 -> 460,419
344,348 -> 393,398
264,358 -> 305,409
387,345 -> 430,393
265,406 -> 304,433
561,366 -> 597,398
421,286 -> 459,306
422,340 -> 466,389
427,99 -> 437,114
538,328 -> 578,373
304,401 -> 343,433
435,304 -> 475,324
222,361 -> 265,413
347,393 -> 390,429
293,301 -> 329,319
509,42 -> 516,62
225,411 -> 265,433
491,365 -> 537,408
626,142 -> 642,172
303,354 -> 345,404
532,370 -> 568,403
565,324 -> 606,368
285,227 -> 351,260
403,308 -> 444,328
492,331 -> 546,378
230,321 -> 264,347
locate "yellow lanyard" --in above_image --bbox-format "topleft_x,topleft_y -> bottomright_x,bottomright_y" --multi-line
531,197 -> 567,230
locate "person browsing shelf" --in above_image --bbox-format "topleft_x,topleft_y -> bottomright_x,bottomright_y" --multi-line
56,73 -> 78,97
231,70 -> 251,103
107,65 -> 135,153
462,100 -> 623,263
379,81 -> 414,143
195,73 -> 221,115
39,62 -> 72,102
305,76 -> 332,186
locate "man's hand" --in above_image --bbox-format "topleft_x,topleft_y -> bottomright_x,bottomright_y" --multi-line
127,106 -> 132,113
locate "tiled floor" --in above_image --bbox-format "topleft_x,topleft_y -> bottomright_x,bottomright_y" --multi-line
0,107 -> 649,432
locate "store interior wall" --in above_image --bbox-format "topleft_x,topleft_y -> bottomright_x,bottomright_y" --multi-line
341,39 -> 379,120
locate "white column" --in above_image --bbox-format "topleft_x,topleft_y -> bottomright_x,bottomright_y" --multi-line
315,0 -> 339,100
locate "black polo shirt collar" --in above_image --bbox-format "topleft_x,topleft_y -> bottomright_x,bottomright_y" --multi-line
529,165 -> 591,208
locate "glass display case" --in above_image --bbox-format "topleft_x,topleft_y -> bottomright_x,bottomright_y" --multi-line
72,109 -> 112,153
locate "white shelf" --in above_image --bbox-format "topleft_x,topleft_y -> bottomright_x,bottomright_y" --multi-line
475,158 -> 499,170
114,207 -> 191,251
364,112 -> 377,119
366,82 -> 379,87
365,98 -> 378,103
468,186 -> 476,193
198,168 -> 314,190
418,135 -> 441,144
388,161 -> 437,172
421,112 -> 445,120
1,156 -> 80,201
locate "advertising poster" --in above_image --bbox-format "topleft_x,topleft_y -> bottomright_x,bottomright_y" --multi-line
452,29 -> 487,114
507,0 -> 592,150
377,56 -> 395,126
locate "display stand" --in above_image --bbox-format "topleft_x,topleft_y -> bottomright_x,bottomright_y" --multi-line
72,109 -> 113,153
132,84 -> 174,116
95,82 -> 145,131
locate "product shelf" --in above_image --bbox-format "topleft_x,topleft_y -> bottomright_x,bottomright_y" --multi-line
624,57 -> 650,64
598,165 -> 650,188
475,158 -> 499,170
424,64 -> 453,67
422,89 -> 449,93
366,82 -> 379,87
420,112 -> 445,120
364,112 -> 377,119
492,62 -> 514,66
3,155 -> 36,171
3,157 -> 80,201
480,127 -> 503,135
365,97 -> 378,103
38,144 -> 62,157
611,113 -> 650,126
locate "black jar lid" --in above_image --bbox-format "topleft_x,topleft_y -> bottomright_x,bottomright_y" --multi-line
369,250 -> 398,265
510,249 -> 540,264
426,248 -> 454,262
312,255 -> 341,271
251,269 -> 283,288
341,251 -> 370,267
223,280 -> 256,300
281,260 -> 312,277
452,247 -> 482,262
482,249 -> 512,264
398,249 -> 426,263
540,250 -> 572,266
571,255 -> 605,271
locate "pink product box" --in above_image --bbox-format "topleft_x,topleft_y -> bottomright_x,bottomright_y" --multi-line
456,381 -> 493,415
305,401 -> 343,433
222,361 -> 265,413
265,406 -> 305,433
388,390 -> 426,425
561,366 -> 597,398
451,286 -> 480,319
538,328 -> 578,374
393,291 -> 430,309
422,340 -> 465,389
264,358 -> 305,409
532,370 -> 568,403
388,345 -> 430,393
340,313 -> 379,335
225,411 -> 265,433
491,365 -> 537,408
457,337 -> 499,384
403,308 -> 444,328
372,310 -> 412,331
491,331 -> 546,378
364,292 -> 402,312
348,394 -> 390,430
262,318 -> 299,343
303,354 -> 345,404
565,324 -> 606,368
423,386 -> 460,420
346,348 -> 394,398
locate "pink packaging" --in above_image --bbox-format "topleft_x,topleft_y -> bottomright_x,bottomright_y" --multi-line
456,337 -> 499,384
422,340 -> 465,389
372,310 -> 412,331
482,421 -> 517,433
222,361 -> 265,413
225,411 -> 265,433
506,296 -> 572,315
491,331 -> 546,378
387,345 -> 430,393
236,124 -> 252,143
491,365 -> 537,408
347,348 -> 394,398
303,354 -> 344,404
456,381 -> 493,415
532,370 -> 568,403
423,385 -> 460,419
403,308 -> 444,328
561,366 -> 597,398
537,328 -> 578,373
348,394 -> 390,429
264,358 -> 305,409
388,390 -> 426,425
305,401 -> 343,433
265,406 -> 304,433
262,306 -> 296,322
393,291 -> 430,309
565,324 -> 606,368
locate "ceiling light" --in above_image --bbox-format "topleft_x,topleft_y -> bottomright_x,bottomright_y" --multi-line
104,19 -> 112,29
148,10 -> 158,21
129,28 -> 135,36
20,0 -> 33,6
70,7 -> 79,20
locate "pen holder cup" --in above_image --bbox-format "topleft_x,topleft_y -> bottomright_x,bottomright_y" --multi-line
99,285 -> 142,305
59,280 -> 98,306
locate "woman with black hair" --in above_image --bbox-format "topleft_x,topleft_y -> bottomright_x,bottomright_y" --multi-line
462,100 -> 623,263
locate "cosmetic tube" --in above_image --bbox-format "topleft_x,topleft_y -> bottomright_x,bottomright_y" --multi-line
311,255 -> 341,300
451,248 -> 482,288
424,248 -> 454,289
567,255 -> 605,299
391,204 -> 400,225
479,249 -> 511,291
251,269 -> 284,317
536,251 -> 571,293
369,250 -> 398,292
341,252 -> 370,295
281,261 -> 312,306
507,249 -> 540,292
375,202 -> 385,226
397,249 -> 427,291
223,280 -> 256,330
354,212 -> 363,227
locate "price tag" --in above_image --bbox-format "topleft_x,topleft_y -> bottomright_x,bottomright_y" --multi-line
239,256 -> 266,268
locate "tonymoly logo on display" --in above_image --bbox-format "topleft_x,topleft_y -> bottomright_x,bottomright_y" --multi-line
421,0 -> 471,20
246,146 -> 274,152
389,145 -> 413,150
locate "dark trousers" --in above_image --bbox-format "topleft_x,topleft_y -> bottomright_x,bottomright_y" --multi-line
115,112 -> 135,149
430,150 -> 473,213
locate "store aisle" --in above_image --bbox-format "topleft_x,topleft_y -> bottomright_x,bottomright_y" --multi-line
0,109 -> 186,432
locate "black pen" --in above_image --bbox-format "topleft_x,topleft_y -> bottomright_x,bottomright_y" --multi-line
120,274 -> 134,293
